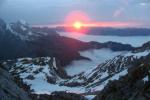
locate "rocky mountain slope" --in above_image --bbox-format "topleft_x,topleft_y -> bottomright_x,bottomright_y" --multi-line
61,43 -> 150,91
0,62 -> 30,100
93,55 -> 150,100
5,41 -> 149,100
0,18 -> 134,66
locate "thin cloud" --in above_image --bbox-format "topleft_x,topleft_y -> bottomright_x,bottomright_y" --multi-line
113,7 -> 125,18
36,21 -> 142,28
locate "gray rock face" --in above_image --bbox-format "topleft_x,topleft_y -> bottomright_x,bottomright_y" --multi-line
0,63 -> 31,100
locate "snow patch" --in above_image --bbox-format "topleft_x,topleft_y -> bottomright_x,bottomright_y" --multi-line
85,95 -> 96,100
19,20 -> 27,25
91,69 -> 128,91
143,76 -> 148,82
125,50 -> 150,59
21,26 -> 27,31
53,58 -> 57,70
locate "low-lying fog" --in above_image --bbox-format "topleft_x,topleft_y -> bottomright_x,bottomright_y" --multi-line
63,32 -> 150,75
59,32 -> 150,47
65,49 -> 125,75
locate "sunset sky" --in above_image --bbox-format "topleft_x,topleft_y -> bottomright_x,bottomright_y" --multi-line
0,0 -> 150,28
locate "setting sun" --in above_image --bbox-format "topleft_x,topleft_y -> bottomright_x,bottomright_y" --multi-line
73,21 -> 83,30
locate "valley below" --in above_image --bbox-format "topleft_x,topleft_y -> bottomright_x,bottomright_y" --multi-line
1,0 -> 150,100
58,32 -> 150,47
0,19 -> 150,100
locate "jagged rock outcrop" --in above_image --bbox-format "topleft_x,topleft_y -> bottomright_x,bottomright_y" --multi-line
0,62 -> 31,100
10,57 -> 70,85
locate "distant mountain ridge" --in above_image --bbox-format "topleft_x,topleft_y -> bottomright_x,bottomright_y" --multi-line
56,27 -> 150,36
0,19 -> 135,66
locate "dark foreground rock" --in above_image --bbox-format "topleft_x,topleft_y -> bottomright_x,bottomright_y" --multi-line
93,56 -> 150,100
0,63 -> 31,100
30,91 -> 87,100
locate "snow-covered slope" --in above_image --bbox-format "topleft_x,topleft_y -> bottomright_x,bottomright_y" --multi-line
6,20 -> 49,41
10,57 -> 61,83
9,56 -> 129,95
65,49 -> 124,75
9,57 -> 72,94
62,49 -> 150,93
9,48 -> 150,97
6,20 -> 32,40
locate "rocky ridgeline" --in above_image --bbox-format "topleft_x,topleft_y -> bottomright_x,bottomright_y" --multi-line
93,55 -> 150,100
10,57 -> 69,84
8,57 -> 87,100
62,49 -> 149,89
0,60 -> 86,100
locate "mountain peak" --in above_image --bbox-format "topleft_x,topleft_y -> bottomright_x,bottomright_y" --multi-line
17,19 -> 28,26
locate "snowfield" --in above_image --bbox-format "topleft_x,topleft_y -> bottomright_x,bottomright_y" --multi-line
58,32 -> 150,47
10,57 -> 129,95
9,49 -> 150,99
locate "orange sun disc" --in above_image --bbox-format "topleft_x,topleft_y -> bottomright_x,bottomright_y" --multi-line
64,11 -> 90,34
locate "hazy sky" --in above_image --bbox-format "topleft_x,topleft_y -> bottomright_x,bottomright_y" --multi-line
0,0 -> 150,28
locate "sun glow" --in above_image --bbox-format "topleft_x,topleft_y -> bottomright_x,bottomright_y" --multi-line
45,10 -> 141,36
63,11 -> 90,33
73,21 -> 83,30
